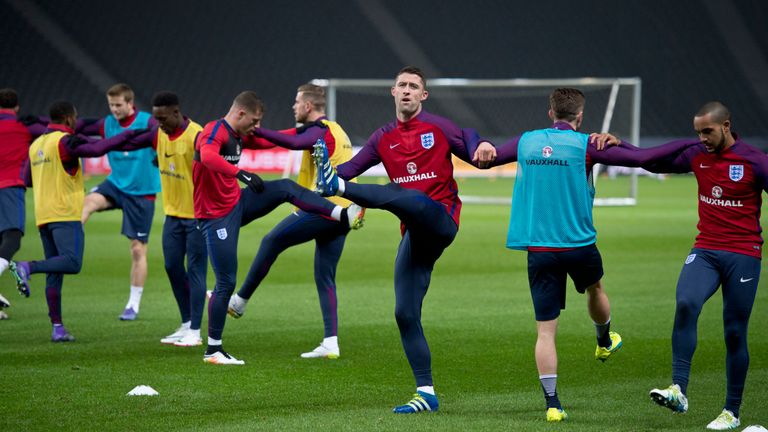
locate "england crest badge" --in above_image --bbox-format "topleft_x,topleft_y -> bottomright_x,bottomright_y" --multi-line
420,132 -> 435,149
729,165 -> 744,181
216,228 -> 228,240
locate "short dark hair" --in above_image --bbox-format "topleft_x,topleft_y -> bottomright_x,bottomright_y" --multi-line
233,91 -> 265,113
396,66 -> 427,89
696,101 -> 731,123
152,91 -> 180,107
0,88 -> 19,109
297,83 -> 326,111
107,83 -> 134,102
549,88 -> 585,122
49,100 -> 76,123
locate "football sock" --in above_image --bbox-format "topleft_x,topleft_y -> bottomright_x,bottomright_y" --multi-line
187,328 -> 201,339
206,340 -> 222,355
416,385 -> 435,396
127,285 -> 143,311
594,317 -> 611,348
180,321 -> 191,330
331,206 -> 343,222
540,374 -> 561,409
336,178 -> 346,195
323,336 -> 338,350
46,285 -> 63,324
0,258 -> 8,276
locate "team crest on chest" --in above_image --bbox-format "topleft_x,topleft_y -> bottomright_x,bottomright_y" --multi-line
729,164 -> 744,181
216,228 -> 228,240
420,132 -> 435,149
542,146 -> 553,158
406,162 -> 418,174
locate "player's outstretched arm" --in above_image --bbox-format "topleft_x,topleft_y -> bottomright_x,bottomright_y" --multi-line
588,138 -> 698,173
252,124 -> 325,151
18,115 -> 48,138
66,128 -> 150,158
336,129 -> 384,180
489,136 -> 520,166
75,118 -> 104,137
588,133 -> 620,150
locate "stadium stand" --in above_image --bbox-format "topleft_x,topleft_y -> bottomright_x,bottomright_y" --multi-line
1,0 -> 767,144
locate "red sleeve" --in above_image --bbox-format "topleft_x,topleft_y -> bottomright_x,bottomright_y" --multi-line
198,126 -> 239,176
242,134 -> 277,150
152,130 -> 158,150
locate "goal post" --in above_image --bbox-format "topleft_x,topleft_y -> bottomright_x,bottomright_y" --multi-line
313,77 -> 642,206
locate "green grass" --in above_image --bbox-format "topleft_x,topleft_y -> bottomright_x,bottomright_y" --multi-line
1,174 -> 767,431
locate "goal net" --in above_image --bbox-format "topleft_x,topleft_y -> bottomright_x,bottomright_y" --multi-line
311,77 -> 641,206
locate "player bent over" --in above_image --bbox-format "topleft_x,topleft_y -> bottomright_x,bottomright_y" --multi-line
194,91 -> 363,365
228,83 -> 359,359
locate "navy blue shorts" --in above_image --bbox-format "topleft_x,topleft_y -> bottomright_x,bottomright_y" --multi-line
91,180 -> 155,243
0,187 -> 25,234
527,243 -> 604,321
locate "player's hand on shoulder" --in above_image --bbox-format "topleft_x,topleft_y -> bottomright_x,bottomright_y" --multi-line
66,134 -> 89,148
236,169 -> 265,193
589,133 -> 620,150
473,141 -> 497,169
296,120 -> 328,134
17,114 -> 41,126
126,127 -> 150,137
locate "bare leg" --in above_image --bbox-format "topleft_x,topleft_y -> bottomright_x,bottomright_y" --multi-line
81,193 -> 111,224
586,280 -> 610,324
130,240 -> 148,287
535,319 -> 559,375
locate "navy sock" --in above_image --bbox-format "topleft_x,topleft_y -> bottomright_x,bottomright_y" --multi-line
545,393 -> 561,410
595,319 -> 611,348
540,375 -> 560,409
205,345 -> 223,355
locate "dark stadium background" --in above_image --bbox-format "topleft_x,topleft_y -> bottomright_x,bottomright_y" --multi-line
2,0 -> 766,147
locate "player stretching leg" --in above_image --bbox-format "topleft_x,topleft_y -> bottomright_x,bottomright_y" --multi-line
10,101 -> 145,341
314,66 -> 497,413
482,87 -> 699,421
639,102 -> 767,430
228,83 -> 359,359
79,83 -> 160,321
194,91 -> 363,365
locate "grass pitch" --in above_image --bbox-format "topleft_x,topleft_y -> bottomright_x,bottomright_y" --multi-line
1,174 -> 766,431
